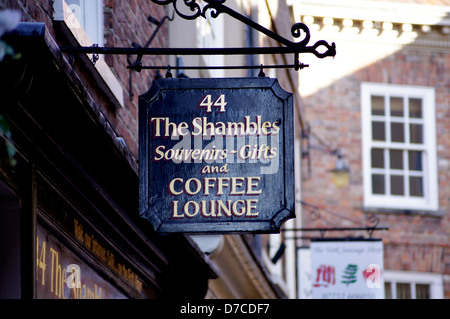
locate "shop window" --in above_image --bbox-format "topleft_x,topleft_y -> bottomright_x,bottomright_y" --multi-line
361,83 -> 438,211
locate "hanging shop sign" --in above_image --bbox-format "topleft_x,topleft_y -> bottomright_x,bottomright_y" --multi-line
139,77 -> 295,233
310,239 -> 384,299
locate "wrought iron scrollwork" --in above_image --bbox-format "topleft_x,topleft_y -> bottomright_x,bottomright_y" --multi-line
284,201 -> 389,240
60,0 -> 336,73
366,213 -> 380,228
291,23 -> 311,47
152,0 -> 336,60
151,0 -> 226,20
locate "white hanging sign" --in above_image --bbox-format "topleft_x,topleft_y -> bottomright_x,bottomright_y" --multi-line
310,239 -> 384,299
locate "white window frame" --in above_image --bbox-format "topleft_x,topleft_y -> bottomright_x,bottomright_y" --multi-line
361,83 -> 438,211
55,0 -> 104,46
64,0 -> 104,47
53,0 -> 124,108
384,270 -> 444,299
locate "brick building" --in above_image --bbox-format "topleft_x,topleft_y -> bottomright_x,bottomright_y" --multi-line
0,0 -> 223,299
289,0 -> 449,298
4,0 -> 443,301
0,0 -> 305,299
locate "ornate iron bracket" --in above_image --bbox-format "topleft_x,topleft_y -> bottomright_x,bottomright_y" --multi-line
282,226 -> 389,241
282,200 -> 389,240
128,13 -> 174,100
149,0 -> 336,68
60,0 -> 336,96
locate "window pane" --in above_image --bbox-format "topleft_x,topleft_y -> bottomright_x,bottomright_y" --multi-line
391,123 -> 404,142
396,283 -> 411,299
416,284 -> 430,299
384,282 -> 392,299
408,151 -> 423,171
372,122 -> 385,141
390,97 -> 403,117
409,98 -> 423,118
390,175 -> 404,195
410,176 -> 424,197
66,1 -> 83,25
371,95 -> 385,115
389,150 -> 403,169
371,148 -> 384,168
372,174 -> 385,194
410,124 -> 423,144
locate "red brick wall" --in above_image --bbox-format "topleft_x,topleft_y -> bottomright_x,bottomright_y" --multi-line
301,39 -> 449,297
1,0 -> 167,157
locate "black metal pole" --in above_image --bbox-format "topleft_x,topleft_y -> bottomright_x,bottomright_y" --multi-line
60,45 -> 334,58
127,63 -> 309,71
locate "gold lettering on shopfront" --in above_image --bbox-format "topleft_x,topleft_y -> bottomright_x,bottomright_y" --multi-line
35,235 -> 103,299
72,218 -> 143,293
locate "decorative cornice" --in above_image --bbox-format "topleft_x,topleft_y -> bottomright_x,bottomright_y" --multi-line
289,0 -> 450,26
290,0 -> 450,49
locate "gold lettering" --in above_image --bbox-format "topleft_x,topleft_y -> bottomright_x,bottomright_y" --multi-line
201,200 -> 216,217
217,200 -> 232,217
49,248 -> 57,294
153,145 -> 165,161
74,219 -> 84,244
36,237 -> 46,286
107,250 -> 115,269
216,177 -> 230,195
184,178 -> 201,195
246,199 -> 259,216
246,177 -> 262,195
184,201 -> 199,217
171,198 -> 259,218
203,177 -> 215,195
171,200 -> 183,218
91,235 -> 107,263
150,117 -> 165,137
168,178 -> 183,195
191,117 -> 202,136
230,177 -> 245,195
232,200 -> 246,216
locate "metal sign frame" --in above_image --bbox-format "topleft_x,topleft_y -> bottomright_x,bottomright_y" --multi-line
139,77 -> 295,233
59,0 -> 336,72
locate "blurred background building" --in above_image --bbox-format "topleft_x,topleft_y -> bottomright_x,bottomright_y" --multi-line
0,0 -> 302,299
0,0 -> 448,299
289,0 -> 449,299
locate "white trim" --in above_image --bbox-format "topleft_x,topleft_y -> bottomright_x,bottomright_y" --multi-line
384,270 -> 444,299
53,0 -> 124,108
361,83 -> 438,211
83,0 -> 104,47
287,0 -> 450,26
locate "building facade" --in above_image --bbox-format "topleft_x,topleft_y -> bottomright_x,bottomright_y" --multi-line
0,0 -> 306,299
289,0 -> 449,298
0,0 -> 218,299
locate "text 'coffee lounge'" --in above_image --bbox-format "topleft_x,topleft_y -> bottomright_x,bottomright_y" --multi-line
139,77 -> 295,233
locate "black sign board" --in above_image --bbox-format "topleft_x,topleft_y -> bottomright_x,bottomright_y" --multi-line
139,77 -> 294,233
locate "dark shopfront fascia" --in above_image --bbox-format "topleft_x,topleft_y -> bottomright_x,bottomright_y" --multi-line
0,23 -> 217,299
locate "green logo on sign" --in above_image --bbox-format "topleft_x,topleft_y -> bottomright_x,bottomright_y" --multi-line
341,264 -> 358,286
